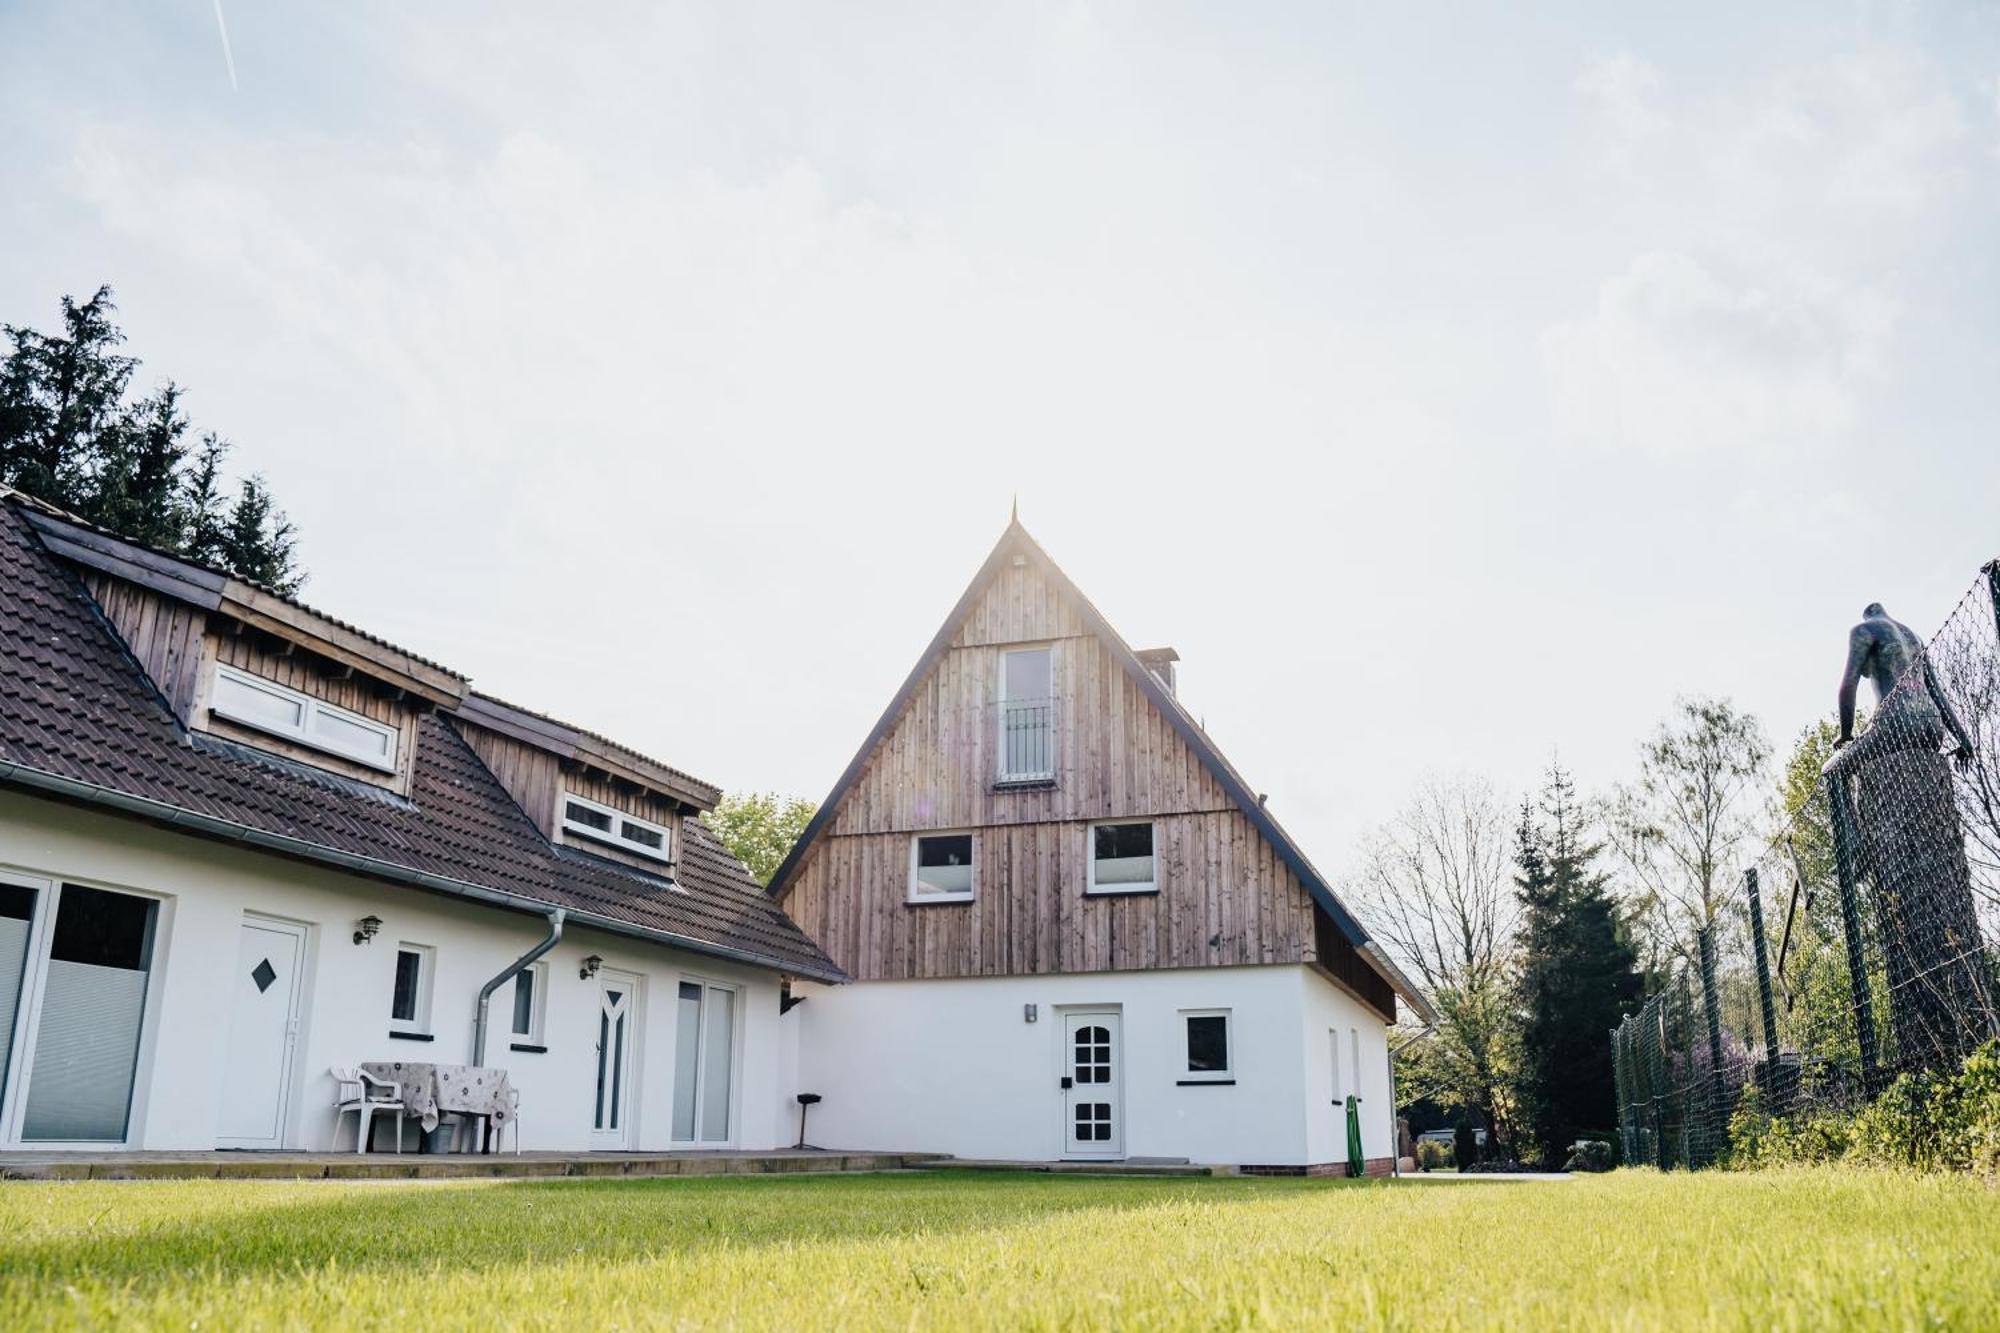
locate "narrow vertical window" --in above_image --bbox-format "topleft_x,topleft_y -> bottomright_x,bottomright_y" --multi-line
389,944 -> 434,1035
0,882 -> 36,1110
997,646 -> 1054,782
509,963 -> 544,1044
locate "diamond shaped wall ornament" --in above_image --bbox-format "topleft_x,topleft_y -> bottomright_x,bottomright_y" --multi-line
251,958 -> 277,993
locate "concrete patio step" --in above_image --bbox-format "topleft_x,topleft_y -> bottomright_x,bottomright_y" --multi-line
0,1149 -> 949,1182
921,1157 -> 1223,1177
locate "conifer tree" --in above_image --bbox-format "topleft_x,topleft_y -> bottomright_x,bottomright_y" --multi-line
1512,762 -> 1643,1166
0,287 -> 304,592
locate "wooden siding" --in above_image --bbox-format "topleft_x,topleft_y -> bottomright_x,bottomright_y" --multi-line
200,629 -> 424,792
828,631 -> 1235,836
789,558 -> 1339,984
786,809 -> 1325,980
84,569 -> 423,793
454,719 -> 682,872
83,571 -> 207,720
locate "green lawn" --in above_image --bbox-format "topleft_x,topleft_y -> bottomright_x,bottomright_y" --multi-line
2,1168 -> 1994,1330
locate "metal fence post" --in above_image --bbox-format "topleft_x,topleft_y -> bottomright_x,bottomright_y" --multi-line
1697,928 -> 1728,1166
1826,772 -> 1883,1095
1744,868 -> 1785,1111
1985,560 -> 2000,640
1651,996 -> 1669,1169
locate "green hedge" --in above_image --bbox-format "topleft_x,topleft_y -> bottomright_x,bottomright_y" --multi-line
1728,1040 -> 2000,1175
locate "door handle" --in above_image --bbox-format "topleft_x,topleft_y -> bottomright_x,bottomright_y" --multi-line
1060,1076 -> 1072,1090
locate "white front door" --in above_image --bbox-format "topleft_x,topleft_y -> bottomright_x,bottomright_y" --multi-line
591,972 -> 639,1148
1062,1011 -> 1123,1159
216,915 -> 307,1148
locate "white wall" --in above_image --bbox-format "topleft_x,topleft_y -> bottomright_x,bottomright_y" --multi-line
0,791 -> 794,1152
790,964 -> 1391,1167
1297,967 -> 1397,1165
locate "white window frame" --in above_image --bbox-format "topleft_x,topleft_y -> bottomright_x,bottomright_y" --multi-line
1179,1008 -> 1233,1082
209,664 -> 399,773
1086,818 -> 1158,896
388,943 -> 435,1037
908,831 -> 977,904
996,643 -> 1056,783
560,792 -> 673,865
0,868 -> 174,1150
508,960 -> 548,1047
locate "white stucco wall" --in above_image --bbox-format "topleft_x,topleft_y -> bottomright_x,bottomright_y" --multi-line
0,792 -> 795,1152
789,964 -> 1393,1166
1298,967 -> 1396,1165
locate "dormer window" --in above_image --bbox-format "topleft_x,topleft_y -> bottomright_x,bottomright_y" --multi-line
561,792 -> 673,865
997,645 -> 1054,783
209,665 -> 399,772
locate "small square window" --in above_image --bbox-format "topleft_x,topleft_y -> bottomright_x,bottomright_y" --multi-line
1088,820 -> 1156,895
1182,1010 -> 1231,1079
390,944 -> 435,1035
910,833 -> 975,902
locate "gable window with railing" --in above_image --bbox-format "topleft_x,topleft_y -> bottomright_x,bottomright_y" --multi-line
997,645 -> 1054,784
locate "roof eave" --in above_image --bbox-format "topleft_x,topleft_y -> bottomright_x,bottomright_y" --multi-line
0,758 -> 845,984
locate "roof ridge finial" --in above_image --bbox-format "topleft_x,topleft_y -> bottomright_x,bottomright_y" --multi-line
1010,493 -> 1019,525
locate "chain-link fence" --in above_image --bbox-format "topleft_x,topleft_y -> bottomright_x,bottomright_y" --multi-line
1611,562 -> 2000,1168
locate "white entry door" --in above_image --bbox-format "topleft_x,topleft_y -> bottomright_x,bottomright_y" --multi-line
216,915 -> 307,1148
1062,1011 -> 1123,1159
591,972 -> 639,1148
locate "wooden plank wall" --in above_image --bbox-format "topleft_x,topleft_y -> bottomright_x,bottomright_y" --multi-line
454,720 -> 683,867
83,571 -> 208,720
788,557 -> 1329,981
787,808 -> 1320,980
829,630 -> 1233,836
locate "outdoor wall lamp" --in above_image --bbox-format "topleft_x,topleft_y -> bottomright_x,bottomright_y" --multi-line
1024,1003 -> 1038,1023
579,954 -> 603,980
353,915 -> 382,945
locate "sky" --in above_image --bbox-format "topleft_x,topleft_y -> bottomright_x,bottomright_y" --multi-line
3,2 -> 1999,870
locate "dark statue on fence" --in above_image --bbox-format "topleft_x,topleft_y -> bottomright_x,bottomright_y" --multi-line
1828,603 -> 1998,1074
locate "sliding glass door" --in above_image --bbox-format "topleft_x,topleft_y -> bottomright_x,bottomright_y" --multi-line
0,882 -> 36,1113
19,885 -> 160,1142
670,980 -> 736,1145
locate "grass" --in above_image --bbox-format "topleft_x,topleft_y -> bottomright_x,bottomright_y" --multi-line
1,1168 -> 1996,1330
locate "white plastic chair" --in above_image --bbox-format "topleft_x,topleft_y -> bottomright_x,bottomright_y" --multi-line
500,1086 -> 521,1154
331,1066 -> 408,1153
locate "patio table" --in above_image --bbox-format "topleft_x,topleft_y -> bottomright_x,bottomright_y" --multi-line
360,1061 -> 513,1150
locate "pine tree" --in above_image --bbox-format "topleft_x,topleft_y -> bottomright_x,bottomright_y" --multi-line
0,287 -> 305,592
1512,762 -> 1644,1167
0,286 -> 136,508
88,383 -> 192,549
220,475 -> 301,595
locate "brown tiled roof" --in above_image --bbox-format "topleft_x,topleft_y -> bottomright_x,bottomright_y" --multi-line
0,500 -> 841,981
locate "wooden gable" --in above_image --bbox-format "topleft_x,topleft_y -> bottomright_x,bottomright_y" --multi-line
775,522 -> 1400,1019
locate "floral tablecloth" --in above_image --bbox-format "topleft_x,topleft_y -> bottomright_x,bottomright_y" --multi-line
361,1061 -> 513,1137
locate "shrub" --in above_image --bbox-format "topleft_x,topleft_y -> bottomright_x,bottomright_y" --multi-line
1725,1040 -> 2000,1176
1562,1140 -> 1613,1173
1416,1140 -> 1452,1172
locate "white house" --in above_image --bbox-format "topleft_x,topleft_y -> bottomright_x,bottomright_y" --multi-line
768,518 -> 1434,1173
0,491 -> 842,1154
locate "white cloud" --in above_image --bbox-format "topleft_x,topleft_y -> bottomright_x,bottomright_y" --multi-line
1541,249 -> 1894,455
1577,52 -> 1667,165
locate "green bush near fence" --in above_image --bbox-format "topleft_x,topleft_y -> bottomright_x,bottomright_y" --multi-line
1728,1040 -> 2000,1176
